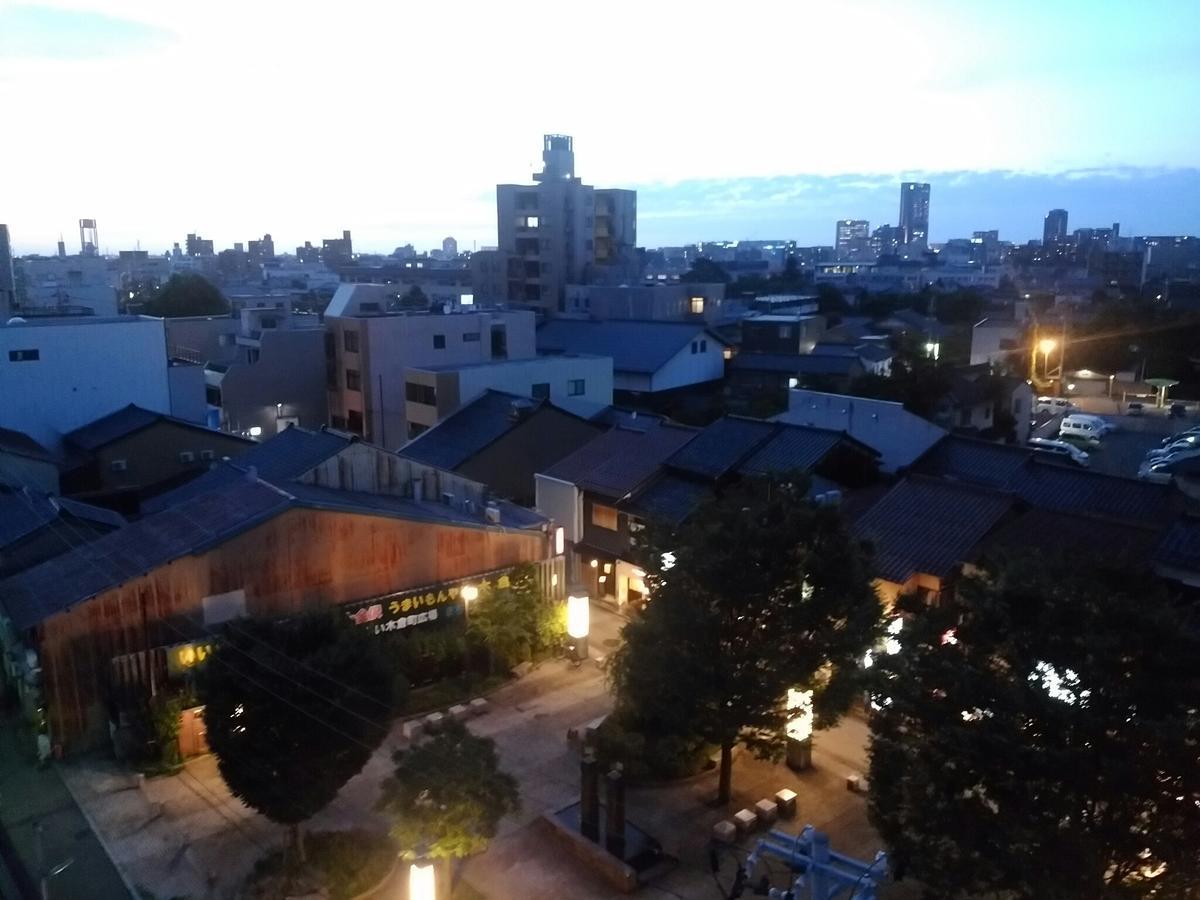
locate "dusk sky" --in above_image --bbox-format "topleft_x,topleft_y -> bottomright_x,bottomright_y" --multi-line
2,0 -> 1198,256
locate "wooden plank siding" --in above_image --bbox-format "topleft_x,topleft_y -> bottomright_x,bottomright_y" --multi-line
38,506 -> 549,752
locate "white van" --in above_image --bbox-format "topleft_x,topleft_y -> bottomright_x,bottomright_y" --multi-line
1035,397 -> 1076,415
1058,415 -> 1103,446
1067,413 -> 1116,435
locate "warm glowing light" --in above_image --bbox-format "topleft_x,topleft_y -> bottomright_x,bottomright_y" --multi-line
1030,661 -> 1090,706
551,573 -> 558,587
248,426 -> 263,437
1038,338 -> 1057,355
886,617 -> 903,636
884,638 -> 901,656
409,862 -> 436,900
554,527 -> 564,555
862,650 -> 874,669
566,595 -> 590,639
786,688 -> 814,742
660,552 -> 676,571
941,628 -> 958,645
460,584 -> 478,603
590,559 -> 599,569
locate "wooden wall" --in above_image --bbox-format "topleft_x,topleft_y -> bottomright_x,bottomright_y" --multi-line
38,507 -> 548,751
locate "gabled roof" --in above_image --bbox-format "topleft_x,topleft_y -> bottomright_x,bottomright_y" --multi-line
536,319 -> 727,374
981,507 -> 1164,569
668,417 -> 776,478
400,391 -> 547,470
624,474 -> 712,525
0,427 -> 56,464
63,404 -> 248,453
0,487 -> 124,549
851,476 -> 1014,583
541,424 -> 699,498
740,424 -> 857,476
143,426 -> 353,512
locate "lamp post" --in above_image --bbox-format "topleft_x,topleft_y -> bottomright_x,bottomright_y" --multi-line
1038,337 -> 1057,385
408,859 -> 436,900
460,584 -> 478,626
566,595 -> 590,666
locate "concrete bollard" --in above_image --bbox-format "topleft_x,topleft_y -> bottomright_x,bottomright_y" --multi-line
401,720 -> 424,742
733,808 -> 758,834
754,799 -> 778,826
712,820 -> 738,843
424,711 -> 445,733
774,788 -> 797,819
468,697 -> 489,716
449,704 -> 470,722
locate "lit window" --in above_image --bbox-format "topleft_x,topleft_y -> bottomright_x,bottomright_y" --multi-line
591,504 -> 619,531
690,297 -> 705,314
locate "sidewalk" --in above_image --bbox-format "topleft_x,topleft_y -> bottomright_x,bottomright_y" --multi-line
0,713 -> 132,900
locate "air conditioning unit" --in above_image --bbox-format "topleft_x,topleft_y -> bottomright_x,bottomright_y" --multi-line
441,491 -> 455,506
110,459 -> 128,472
485,503 -> 501,525
200,449 -> 215,461
179,451 -> 196,463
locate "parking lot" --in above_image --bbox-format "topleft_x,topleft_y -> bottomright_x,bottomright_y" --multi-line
1032,406 -> 1195,479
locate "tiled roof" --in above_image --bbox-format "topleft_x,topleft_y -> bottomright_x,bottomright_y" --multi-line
739,425 -> 852,476
851,476 -> 1013,583
0,487 -> 123,550
62,404 -> 240,453
1153,516 -> 1200,573
624,475 -> 712,525
981,508 -> 1164,568
730,353 -> 863,376
536,320 -> 726,374
915,435 -> 1179,527
667,417 -> 776,478
0,426 -> 56,463
541,424 -> 699,498
400,391 -> 545,470
143,426 -> 352,512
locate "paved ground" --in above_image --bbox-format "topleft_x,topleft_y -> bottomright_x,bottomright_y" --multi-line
64,603 -> 909,899
0,713 -> 132,900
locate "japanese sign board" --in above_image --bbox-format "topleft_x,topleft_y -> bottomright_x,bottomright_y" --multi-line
342,571 -> 514,636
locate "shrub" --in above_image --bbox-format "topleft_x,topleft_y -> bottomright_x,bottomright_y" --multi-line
246,829 -> 397,900
590,715 -> 712,782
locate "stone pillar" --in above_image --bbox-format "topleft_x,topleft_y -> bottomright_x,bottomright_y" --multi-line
580,748 -> 600,841
605,763 -> 626,859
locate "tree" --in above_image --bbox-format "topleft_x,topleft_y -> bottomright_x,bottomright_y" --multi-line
377,719 -> 518,860
868,560 -> 1200,899
140,273 -> 229,317
466,564 -> 563,673
202,611 -> 399,862
611,477 -> 882,803
398,284 -> 429,309
681,257 -> 730,284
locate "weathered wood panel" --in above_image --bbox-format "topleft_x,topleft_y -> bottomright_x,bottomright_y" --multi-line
39,507 -> 548,751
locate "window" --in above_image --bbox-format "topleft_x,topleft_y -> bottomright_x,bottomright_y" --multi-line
260,317 -> 278,329
200,449 -> 215,461
691,341 -> 698,354
345,368 -> 361,391
405,382 -> 437,405
433,334 -> 446,349
690,297 -> 705,314
179,451 -> 196,463
491,326 -> 507,359
110,459 -> 128,472
343,330 -> 359,352
779,326 -> 793,338
592,504 -> 619,531
532,382 -> 550,399
347,410 -> 364,435
8,349 -> 39,362
700,339 -> 707,352
463,332 -> 480,342
568,379 -> 585,396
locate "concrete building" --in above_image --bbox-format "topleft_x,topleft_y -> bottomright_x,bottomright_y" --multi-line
324,284 -> 537,447
1043,209 -> 1069,246
13,254 -> 118,316
403,354 -> 613,436
0,316 -> 203,451
0,225 -> 15,317
496,135 -> 636,312
741,314 -> 826,355
899,182 -> 931,248
441,236 -> 458,258
835,219 -> 870,259
970,317 -> 1025,367
563,283 -> 727,323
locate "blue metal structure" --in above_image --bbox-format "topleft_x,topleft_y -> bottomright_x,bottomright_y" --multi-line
743,825 -> 888,899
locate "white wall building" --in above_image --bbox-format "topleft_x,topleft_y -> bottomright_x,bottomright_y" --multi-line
0,315 -> 202,450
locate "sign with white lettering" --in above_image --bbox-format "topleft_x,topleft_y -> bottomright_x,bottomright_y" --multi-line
341,572 -> 514,635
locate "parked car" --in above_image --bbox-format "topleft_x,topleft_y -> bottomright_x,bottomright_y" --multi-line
1058,416 -> 1103,446
1028,437 -> 1090,467
1169,402 -> 1188,419
1145,448 -> 1200,469
1035,396 -> 1077,415
1067,413 -> 1117,435
1146,436 -> 1200,460
1127,402 -> 1145,416
1138,461 -> 1175,483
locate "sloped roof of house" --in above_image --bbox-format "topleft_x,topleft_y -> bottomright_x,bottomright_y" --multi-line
399,392 -> 551,470
851,476 -> 1014,583
730,353 -> 863,376
0,426 -> 56,464
63,404 -> 250,453
537,319 -> 727,374
541,423 -> 699,498
0,486 -> 124,550
1153,516 -> 1200,575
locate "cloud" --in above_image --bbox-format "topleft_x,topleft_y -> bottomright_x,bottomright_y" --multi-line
0,5 -> 172,60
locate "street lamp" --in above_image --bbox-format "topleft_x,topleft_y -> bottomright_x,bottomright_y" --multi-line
1038,338 -> 1057,382
408,860 -> 436,900
566,595 -> 590,665
460,584 -> 478,626
785,687 -> 814,770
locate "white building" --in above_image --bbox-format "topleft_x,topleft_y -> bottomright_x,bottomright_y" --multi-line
0,315 -> 203,450
403,354 -> 613,435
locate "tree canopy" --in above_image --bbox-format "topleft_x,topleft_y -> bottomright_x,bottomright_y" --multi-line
377,719 -> 519,860
141,273 -> 229,317
681,257 -> 731,284
202,612 -> 400,855
611,477 -> 882,802
466,563 -> 564,674
868,560 -> 1200,899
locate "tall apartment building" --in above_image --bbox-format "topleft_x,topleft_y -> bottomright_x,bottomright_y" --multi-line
0,225 -> 15,318
496,135 -> 636,313
898,182 -> 931,247
323,284 -> 537,446
1043,209 -> 1068,246
835,220 -> 870,259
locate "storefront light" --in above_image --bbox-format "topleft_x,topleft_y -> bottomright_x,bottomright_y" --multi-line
460,584 -> 478,603
409,862 -> 436,900
590,559 -> 599,569
567,595 -> 590,639
554,527 -> 564,555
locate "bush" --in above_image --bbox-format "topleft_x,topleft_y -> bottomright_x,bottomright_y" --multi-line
245,829 -> 397,900
381,628 -> 467,686
590,716 -> 712,782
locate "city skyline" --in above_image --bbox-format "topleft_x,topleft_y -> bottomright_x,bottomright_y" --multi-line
3,0 -> 1199,254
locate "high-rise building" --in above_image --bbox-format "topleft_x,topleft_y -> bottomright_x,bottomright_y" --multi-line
898,183 -> 930,247
835,220 -> 870,259
442,236 -> 458,258
496,135 -> 636,312
0,224 -> 15,317
870,224 -> 904,258
185,233 -> 214,256
248,233 -> 275,261
1043,209 -> 1068,246
322,230 -> 353,264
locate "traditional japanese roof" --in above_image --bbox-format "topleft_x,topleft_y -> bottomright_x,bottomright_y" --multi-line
851,476 -> 1014,583
666,416 -> 871,480
400,391 -> 546,470
536,319 -> 727,374
0,487 -> 124,550
729,353 -> 863,377
63,404 -> 248,453
541,423 -> 699,498
1152,516 -> 1200,575
0,426 -> 56,463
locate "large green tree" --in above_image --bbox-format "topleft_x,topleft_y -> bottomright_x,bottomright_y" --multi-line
868,561 -> 1200,899
141,273 -> 229,317
377,719 -> 519,860
202,611 -> 400,861
467,563 -> 564,673
611,477 -> 882,803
